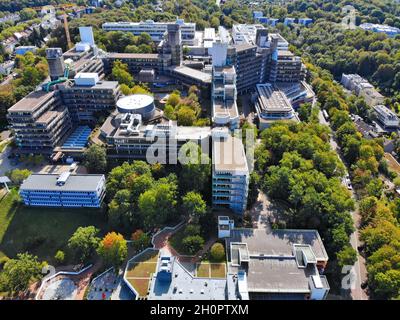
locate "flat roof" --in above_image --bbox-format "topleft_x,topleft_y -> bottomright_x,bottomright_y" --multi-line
245,256 -> 318,293
148,257 -> 227,300
116,94 -> 154,111
20,174 -> 104,192
8,90 -> 56,112
226,228 -> 328,261
212,134 -> 248,173
256,83 -> 293,113
67,80 -> 119,90
169,65 -> 212,83
107,52 -> 160,60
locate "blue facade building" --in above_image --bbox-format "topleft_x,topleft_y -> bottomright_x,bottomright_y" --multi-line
19,172 -> 106,208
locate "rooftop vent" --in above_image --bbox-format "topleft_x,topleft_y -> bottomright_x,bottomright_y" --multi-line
56,172 -> 71,186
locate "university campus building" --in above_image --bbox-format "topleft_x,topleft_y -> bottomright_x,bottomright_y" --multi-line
19,172 -> 106,208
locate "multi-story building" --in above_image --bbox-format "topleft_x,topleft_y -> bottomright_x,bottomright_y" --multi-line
225,228 -> 329,300
212,128 -> 249,214
359,23 -> 400,37
100,110 -> 211,161
19,172 -> 106,208
232,43 -> 269,93
102,19 -> 196,45
298,18 -> 313,26
232,24 -> 265,45
373,105 -> 400,130
284,17 -> 296,26
103,53 -> 163,74
211,42 -> 240,129
255,83 -> 297,130
59,73 -> 121,122
7,90 -> 72,154
341,73 -> 385,107
269,49 -> 303,83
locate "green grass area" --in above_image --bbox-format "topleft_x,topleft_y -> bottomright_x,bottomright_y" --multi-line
126,262 -> 157,278
131,249 -> 159,263
195,262 -> 226,278
0,189 -> 107,264
127,278 -> 150,297
210,263 -> 226,278
195,263 -> 210,278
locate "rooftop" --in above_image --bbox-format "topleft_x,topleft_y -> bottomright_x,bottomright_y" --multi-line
107,52 -> 160,60
148,256 -> 228,300
225,228 -> 329,295
244,256 -> 318,293
20,173 -> 105,192
169,65 -> 212,83
226,228 -> 328,261
212,134 -> 249,173
8,90 -> 56,113
256,83 -> 293,113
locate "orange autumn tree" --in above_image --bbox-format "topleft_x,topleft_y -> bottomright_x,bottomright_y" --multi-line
97,232 -> 127,270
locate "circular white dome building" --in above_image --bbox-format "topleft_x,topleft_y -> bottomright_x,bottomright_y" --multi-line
116,94 -> 155,120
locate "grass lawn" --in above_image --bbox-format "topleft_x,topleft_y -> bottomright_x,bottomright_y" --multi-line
196,262 -> 226,278
210,263 -> 226,278
126,262 -> 157,278
196,262 -> 210,278
132,249 -> 159,263
127,278 -> 150,297
0,189 -> 108,263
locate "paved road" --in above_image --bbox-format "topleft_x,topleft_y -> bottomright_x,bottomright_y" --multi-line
318,110 -> 368,300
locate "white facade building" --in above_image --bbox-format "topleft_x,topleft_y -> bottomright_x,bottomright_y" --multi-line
360,23 -> 400,37
102,19 -> 196,45
341,73 -> 385,107
373,105 -> 400,129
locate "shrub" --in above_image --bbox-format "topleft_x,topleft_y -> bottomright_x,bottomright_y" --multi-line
210,243 -> 225,262
54,250 -> 65,264
0,255 -> 10,270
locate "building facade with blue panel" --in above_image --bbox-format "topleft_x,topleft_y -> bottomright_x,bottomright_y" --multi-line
19,172 -> 106,208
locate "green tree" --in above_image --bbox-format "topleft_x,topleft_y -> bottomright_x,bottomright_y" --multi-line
68,226 -> 100,263
176,106 -> 196,126
298,103 -> 312,121
182,191 -> 207,223
83,144 -> 107,173
9,168 -> 31,185
180,142 -> 211,193
111,60 -> 133,87
138,181 -> 178,230
336,246 -> 357,268
2,253 -> 42,293
182,235 -> 204,255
